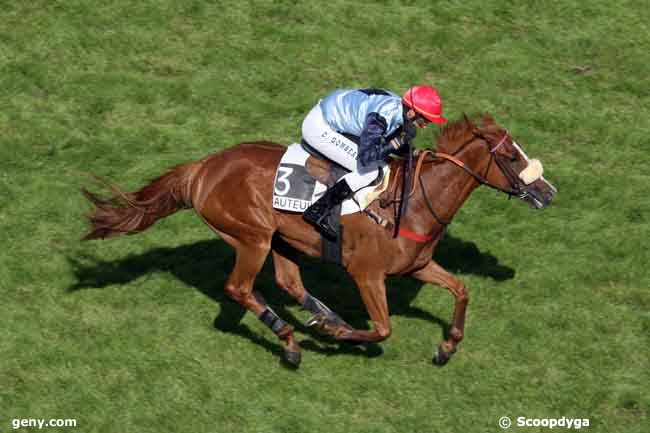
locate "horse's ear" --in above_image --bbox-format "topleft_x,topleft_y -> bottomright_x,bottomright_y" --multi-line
482,112 -> 495,125
462,113 -> 473,127
463,113 -> 479,134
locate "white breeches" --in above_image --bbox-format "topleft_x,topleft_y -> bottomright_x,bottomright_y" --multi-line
301,104 -> 383,192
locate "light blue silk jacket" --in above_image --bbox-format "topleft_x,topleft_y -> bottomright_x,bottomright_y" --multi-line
319,88 -> 404,137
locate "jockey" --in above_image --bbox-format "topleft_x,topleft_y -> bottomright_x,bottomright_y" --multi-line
301,85 -> 447,239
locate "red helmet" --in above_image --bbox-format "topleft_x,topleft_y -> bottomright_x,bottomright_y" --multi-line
402,85 -> 446,125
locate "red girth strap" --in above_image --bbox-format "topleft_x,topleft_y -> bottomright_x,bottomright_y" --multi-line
398,228 -> 434,243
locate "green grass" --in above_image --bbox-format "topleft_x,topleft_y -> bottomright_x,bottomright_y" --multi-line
1,1 -> 648,432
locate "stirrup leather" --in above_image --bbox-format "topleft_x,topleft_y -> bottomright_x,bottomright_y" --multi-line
303,181 -> 353,238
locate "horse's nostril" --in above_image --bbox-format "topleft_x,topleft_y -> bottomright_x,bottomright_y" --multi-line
545,190 -> 556,205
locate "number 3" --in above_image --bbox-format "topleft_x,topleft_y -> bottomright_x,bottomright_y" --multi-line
274,166 -> 293,196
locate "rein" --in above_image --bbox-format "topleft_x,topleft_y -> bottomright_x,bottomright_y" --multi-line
393,139 -> 414,238
380,134 -> 524,238
432,151 -> 520,196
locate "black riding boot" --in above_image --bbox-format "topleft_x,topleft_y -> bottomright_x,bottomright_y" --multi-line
303,180 -> 354,239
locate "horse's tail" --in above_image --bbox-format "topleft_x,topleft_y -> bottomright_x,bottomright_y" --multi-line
81,161 -> 202,240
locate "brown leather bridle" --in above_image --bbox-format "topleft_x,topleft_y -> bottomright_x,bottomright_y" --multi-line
432,132 -> 524,195
386,132 -> 530,227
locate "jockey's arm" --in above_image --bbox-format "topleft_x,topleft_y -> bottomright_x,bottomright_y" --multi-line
358,112 -> 397,170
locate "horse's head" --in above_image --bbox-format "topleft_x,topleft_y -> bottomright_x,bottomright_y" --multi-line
437,113 -> 557,209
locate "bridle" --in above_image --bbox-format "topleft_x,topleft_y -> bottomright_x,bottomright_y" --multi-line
433,131 -> 524,197
386,130 -> 530,227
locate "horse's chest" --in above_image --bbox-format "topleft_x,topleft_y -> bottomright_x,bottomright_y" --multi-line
386,241 -> 436,275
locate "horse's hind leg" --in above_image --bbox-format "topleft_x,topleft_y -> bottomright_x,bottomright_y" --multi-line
335,276 -> 393,343
271,238 -> 352,337
222,239 -> 301,366
273,239 -> 391,344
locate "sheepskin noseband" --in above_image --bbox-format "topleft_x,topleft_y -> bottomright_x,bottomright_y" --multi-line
519,159 -> 543,185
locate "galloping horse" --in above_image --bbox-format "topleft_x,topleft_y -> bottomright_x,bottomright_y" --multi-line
82,113 -> 556,366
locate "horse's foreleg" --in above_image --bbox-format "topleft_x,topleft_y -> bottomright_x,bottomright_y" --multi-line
411,260 -> 469,365
271,249 -> 352,337
336,276 -> 392,343
223,242 -> 301,366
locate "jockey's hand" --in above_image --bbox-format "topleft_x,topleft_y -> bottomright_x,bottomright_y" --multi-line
403,119 -> 417,142
389,122 -> 416,152
387,120 -> 416,151
387,136 -> 411,158
388,136 -> 403,151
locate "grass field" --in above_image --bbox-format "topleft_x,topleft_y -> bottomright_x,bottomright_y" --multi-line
1,1 -> 648,432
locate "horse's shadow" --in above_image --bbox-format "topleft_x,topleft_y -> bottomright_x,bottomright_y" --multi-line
68,233 -> 514,361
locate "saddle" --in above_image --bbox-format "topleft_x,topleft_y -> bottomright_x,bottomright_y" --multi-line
300,139 -> 351,188
272,142 -> 390,216
272,140 -> 392,264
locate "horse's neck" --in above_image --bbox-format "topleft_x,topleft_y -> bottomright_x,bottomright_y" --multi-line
406,142 -> 486,234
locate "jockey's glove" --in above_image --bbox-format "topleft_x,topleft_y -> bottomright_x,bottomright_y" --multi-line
403,119 -> 417,142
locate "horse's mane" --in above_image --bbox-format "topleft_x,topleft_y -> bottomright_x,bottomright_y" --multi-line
434,113 -> 500,154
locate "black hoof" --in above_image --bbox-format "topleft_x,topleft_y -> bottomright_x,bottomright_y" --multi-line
432,346 -> 451,366
282,350 -> 302,368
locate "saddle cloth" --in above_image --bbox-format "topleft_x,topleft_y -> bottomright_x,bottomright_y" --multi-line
272,143 -> 391,215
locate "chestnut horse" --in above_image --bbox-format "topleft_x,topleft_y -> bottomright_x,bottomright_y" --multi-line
82,113 -> 556,366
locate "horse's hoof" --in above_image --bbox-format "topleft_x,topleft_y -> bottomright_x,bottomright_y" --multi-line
282,349 -> 302,368
432,345 -> 450,366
